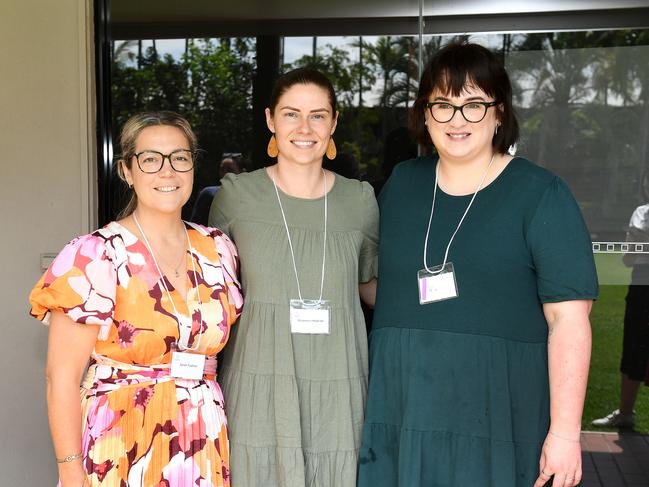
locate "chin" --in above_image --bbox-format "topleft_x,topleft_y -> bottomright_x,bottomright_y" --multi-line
299,152 -> 327,164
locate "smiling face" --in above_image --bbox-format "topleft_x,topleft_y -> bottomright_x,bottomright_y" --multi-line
121,125 -> 194,216
425,84 -> 501,165
265,82 -> 338,167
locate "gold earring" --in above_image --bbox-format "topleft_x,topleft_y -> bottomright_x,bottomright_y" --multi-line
267,135 -> 279,158
325,138 -> 337,160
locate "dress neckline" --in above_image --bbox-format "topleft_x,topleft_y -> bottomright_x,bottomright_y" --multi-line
435,156 -> 520,199
108,220 -> 197,310
261,166 -> 338,202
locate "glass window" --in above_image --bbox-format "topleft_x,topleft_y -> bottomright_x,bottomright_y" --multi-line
103,3 -> 649,435
108,30 -> 649,282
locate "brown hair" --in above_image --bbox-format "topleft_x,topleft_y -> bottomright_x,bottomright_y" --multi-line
410,42 -> 519,154
115,111 -> 198,219
268,67 -> 337,115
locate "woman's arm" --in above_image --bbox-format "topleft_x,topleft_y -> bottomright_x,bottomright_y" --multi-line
46,311 -> 99,487
359,278 -> 377,308
533,299 -> 592,487
623,227 -> 648,267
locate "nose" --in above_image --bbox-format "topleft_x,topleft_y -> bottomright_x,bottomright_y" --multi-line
448,107 -> 466,125
296,116 -> 312,133
159,156 -> 176,176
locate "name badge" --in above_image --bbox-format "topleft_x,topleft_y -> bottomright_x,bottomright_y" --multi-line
170,351 -> 205,380
418,262 -> 459,304
290,299 -> 331,334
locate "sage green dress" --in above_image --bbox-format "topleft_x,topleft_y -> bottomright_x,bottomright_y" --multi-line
208,168 -> 379,487
358,156 -> 598,487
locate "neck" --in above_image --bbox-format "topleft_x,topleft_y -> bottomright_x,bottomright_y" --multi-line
270,159 -> 327,199
131,207 -> 185,244
437,151 -> 506,196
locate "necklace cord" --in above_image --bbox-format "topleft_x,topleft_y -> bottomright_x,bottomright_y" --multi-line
423,154 -> 495,274
133,214 -> 204,351
271,167 -> 327,304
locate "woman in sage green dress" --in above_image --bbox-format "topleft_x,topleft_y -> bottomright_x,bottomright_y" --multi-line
209,68 -> 378,487
358,43 -> 598,487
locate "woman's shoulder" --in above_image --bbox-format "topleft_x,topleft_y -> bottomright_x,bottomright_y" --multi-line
185,220 -> 229,240
505,156 -> 558,188
62,222 -> 129,255
389,156 -> 437,182
330,172 -> 376,201
220,168 -> 266,188
184,221 -> 239,269
216,168 -> 269,203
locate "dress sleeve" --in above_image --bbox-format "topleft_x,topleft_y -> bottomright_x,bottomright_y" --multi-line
29,233 -> 116,332
359,182 -> 379,283
212,230 -> 244,323
208,173 -> 239,238
526,177 -> 599,303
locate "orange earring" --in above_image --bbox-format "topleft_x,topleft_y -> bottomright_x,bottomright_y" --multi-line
267,135 -> 279,158
325,138 -> 337,160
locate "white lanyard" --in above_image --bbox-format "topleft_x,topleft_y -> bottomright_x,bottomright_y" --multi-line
423,155 -> 495,273
271,167 -> 327,304
133,214 -> 204,351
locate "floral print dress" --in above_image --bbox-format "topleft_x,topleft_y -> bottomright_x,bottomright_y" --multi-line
29,221 -> 243,487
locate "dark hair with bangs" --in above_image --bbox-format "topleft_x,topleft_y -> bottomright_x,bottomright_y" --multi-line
268,67 -> 337,115
410,42 -> 519,153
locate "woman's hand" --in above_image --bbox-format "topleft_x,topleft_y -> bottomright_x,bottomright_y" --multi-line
359,278 -> 377,308
58,459 -> 89,487
533,432 -> 582,487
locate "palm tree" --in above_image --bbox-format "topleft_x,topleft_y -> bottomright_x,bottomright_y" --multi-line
112,40 -> 138,64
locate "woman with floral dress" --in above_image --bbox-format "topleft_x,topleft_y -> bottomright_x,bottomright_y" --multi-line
29,111 -> 242,486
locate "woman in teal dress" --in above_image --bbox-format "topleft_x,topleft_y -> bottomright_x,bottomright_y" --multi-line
358,43 -> 598,487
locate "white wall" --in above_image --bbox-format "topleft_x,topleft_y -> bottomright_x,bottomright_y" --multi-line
0,1 -> 95,484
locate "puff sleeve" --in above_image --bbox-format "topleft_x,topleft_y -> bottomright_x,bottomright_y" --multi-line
211,228 -> 244,323
526,177 -> 599,303
29,233 -> 116,337
359,181 -> 379,283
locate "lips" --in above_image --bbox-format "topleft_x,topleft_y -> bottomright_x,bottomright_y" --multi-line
154,186 -> 179,192
447,132 -> 470,139
291,140 -> 317,148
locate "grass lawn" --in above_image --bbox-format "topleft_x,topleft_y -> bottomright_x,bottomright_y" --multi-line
584,283 -> 649,434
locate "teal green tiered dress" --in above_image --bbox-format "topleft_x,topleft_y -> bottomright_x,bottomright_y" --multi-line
209,168 -> 378,487
358,157 -> 598,487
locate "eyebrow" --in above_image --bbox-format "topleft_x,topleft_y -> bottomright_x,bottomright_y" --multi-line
433,96 -> 486,102
279,105 -> 331,113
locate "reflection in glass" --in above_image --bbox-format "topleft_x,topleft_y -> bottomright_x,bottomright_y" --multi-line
109,31 -> 649,284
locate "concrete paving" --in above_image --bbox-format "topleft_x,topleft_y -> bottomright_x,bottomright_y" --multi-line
581,431 -> 649,486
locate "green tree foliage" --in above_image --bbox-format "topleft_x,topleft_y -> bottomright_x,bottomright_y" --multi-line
287,42 -> 384,177
505,30 -> 649,238
110,31 -> 649,210
111,38 -> 255,214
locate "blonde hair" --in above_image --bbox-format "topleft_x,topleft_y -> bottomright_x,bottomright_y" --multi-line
115,111 -> 198,219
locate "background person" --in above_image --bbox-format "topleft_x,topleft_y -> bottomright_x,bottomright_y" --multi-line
29,111 -> 242,486
190,153 -> 244,225
593,172 -> 649,429
209,67 -> 378,487
358,43 -> 598,487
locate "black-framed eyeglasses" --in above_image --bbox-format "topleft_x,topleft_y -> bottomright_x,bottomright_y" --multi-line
133,149 -> 195,173
425,101 -> 498,123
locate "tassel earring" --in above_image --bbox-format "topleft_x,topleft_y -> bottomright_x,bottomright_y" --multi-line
267,135 -> 279,158
325,138 -> 337,160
